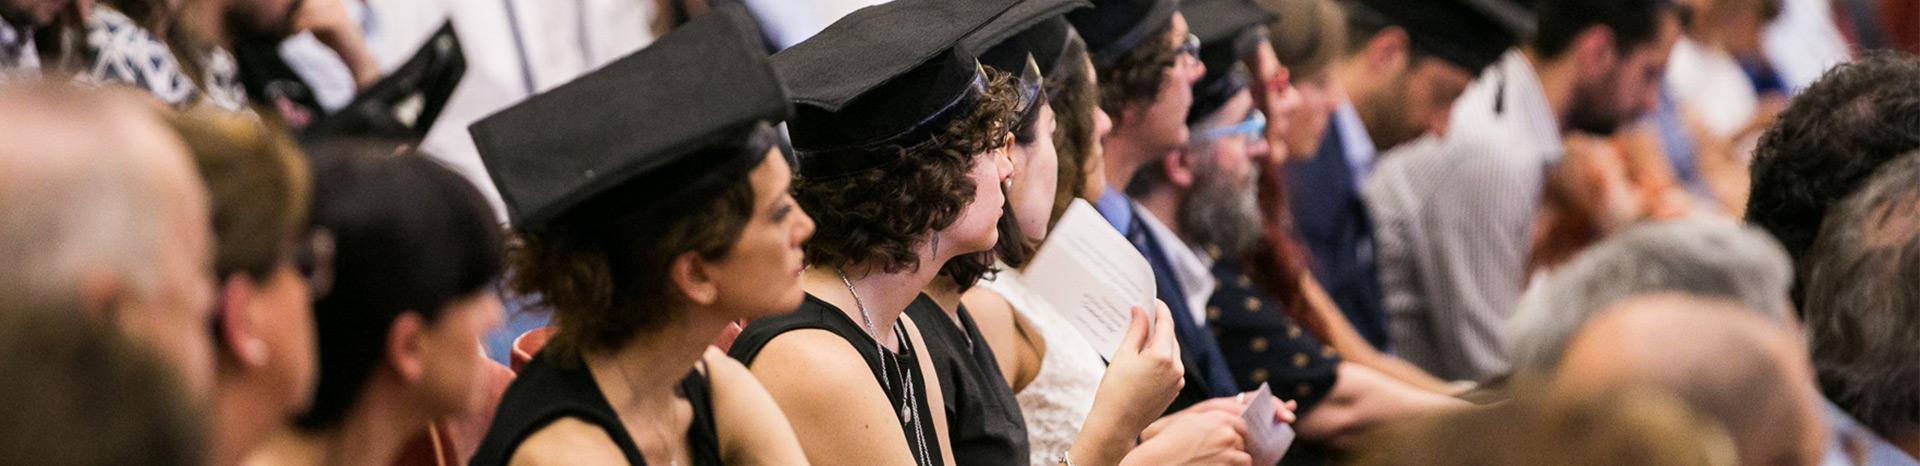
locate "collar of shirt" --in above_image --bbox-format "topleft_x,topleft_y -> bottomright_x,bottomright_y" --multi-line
1495,49 -> 1565,165
1135,206 -> 1218,325
1333,99 -> 1376,187
1093,187 -> 1135,234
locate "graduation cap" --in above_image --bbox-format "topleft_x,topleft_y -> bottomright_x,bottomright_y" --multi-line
966,0 -> 1093,136
469,5 -> 790,231
1183,0 -> 1272,123
1067,0 -> 1179,70
1349,0 -> 1518,73
775,0 -> 1022,179
303,22 -> 467,143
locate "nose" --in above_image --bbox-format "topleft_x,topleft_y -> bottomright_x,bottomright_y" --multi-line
794,207 -> 817,245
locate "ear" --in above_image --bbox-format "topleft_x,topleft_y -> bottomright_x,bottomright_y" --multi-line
1164,150 -> 1196,189
1366,27 -> 1412,73
77,268 -> 125,320
672,251 -> 720,307
384,312 -> 429,383
217,275 -> 271,368
1573,26 -> 1619,73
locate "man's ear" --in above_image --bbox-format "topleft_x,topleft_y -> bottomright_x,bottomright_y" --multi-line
217,275 -> 270,368
385,313 -> 428,383
1366,27 -> 1412,74
1165,150 -> 1197,189
1573,26 -> 1619,75
671,251 -> 720,307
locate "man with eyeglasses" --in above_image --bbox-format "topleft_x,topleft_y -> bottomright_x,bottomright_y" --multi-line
1069,0 -> 1234,413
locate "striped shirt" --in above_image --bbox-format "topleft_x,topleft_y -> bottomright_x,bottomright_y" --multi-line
1364,50 -> 1562,381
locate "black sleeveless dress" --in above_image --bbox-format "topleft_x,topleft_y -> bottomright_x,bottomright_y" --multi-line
468,353 -> 724,466
729,293 -> 945,466
903,294 -> 1029,466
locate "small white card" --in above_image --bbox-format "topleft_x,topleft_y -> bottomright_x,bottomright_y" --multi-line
1022,200 -> 1158,360
1242,383 -> 1296,465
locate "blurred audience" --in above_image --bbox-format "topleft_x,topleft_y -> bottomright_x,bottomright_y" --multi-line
0,83 -> 218,397
1552,294 -> 1827,466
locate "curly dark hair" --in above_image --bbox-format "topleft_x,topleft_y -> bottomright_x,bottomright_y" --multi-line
1745,52 -> 1920,310
1097,21 -> 1177,127
507,126 -> 777,362
1802,150 -> 1920,440
800,70 -> 1021,274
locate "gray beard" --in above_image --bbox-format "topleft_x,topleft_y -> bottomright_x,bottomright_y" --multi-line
1178,160 -> 1261,256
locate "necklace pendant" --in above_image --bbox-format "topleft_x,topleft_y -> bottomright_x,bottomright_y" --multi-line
900,404 -> 913,422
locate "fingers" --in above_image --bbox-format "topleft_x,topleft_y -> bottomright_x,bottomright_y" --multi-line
1118,306 -> 1150,355
1221,451 -> 1253,466
1149,301 -> 1178,356
1277,399 -> 1298,424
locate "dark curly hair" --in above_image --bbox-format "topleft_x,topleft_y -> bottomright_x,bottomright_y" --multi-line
1097,21 -> 1177,127
506,126 -> 778,362
1745,53 -> 1920,310
801,70 -> 1022,275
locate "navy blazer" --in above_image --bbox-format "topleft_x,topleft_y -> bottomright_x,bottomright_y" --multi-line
1285,120 -> 1391,350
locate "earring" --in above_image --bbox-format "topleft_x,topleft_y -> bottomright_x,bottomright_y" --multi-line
930,235 -> 941,258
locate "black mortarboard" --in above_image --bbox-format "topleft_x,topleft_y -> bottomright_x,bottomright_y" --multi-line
302,21 -> 466,143
1068,0 -> 1179,70
776,0 -> 1021,179
469,5 -> 790,231
1349,0 -> 1518,73
968,0 -> 1092,135
1184,0 -> 1271,123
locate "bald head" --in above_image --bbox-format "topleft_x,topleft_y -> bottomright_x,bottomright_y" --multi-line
0,83 -> 217,397
1556,294 -> 1826,466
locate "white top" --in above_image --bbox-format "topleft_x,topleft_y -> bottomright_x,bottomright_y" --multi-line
1136,206 -> 1218,325
978,264 -> 1105,466
1665,37 -> 1759,139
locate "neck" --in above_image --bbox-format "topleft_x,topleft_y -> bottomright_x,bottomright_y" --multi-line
249,390 -> 424,466
212,372 -> 292,466
803,255 -> 947,351
587,310 -> 729,411
1895,429 -> 1920,461
1520,48 -> 1579,133
924,275 -> 963,317
178,0 -> 232,47
1135,182 -> 1183,240
1102,134 -> 1153,193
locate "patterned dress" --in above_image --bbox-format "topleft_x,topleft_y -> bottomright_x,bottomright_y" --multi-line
79,5 -> 247,111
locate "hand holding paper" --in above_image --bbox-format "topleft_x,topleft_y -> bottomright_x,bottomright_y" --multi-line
1024,200 -> 1159,360
1240,383 -> 1297,465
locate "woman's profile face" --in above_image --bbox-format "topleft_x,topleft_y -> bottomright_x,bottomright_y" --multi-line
942,138 -> 1016,258
1008,104 -> 1061,241
702,149 -> 815,318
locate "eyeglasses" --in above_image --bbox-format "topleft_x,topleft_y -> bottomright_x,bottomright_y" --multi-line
1169,33 -> 1200,67
295,228 -> 336,299
1193,111 -> 1267,142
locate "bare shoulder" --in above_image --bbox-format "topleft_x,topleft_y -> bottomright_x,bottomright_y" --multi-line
507,418 -> 629,466
748,328 -> 881,395
961,287 -> 1017,329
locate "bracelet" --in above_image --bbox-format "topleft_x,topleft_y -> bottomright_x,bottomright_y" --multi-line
1056,449 -> 1077,466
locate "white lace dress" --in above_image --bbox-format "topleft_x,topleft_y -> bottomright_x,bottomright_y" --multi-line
979,264 -> 1107,466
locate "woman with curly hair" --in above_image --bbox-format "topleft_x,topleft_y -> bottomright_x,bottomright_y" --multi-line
464,8 -> 813,466
723,1 -> 1023,465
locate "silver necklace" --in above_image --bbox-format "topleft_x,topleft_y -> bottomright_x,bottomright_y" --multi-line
838,270 -> 934,466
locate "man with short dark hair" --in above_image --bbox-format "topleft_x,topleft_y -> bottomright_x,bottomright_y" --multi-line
1071,0 -> 1238,411
1744,53 -> 1920,310
1285,0 -> 1518,351
1364,0 -> 1678,380
1800,150 -> 1920,464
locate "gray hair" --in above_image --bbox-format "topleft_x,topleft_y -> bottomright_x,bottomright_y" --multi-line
1802,149 -> 1920,439
0,84 -> 197,310
1506,218 -> 1795,375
